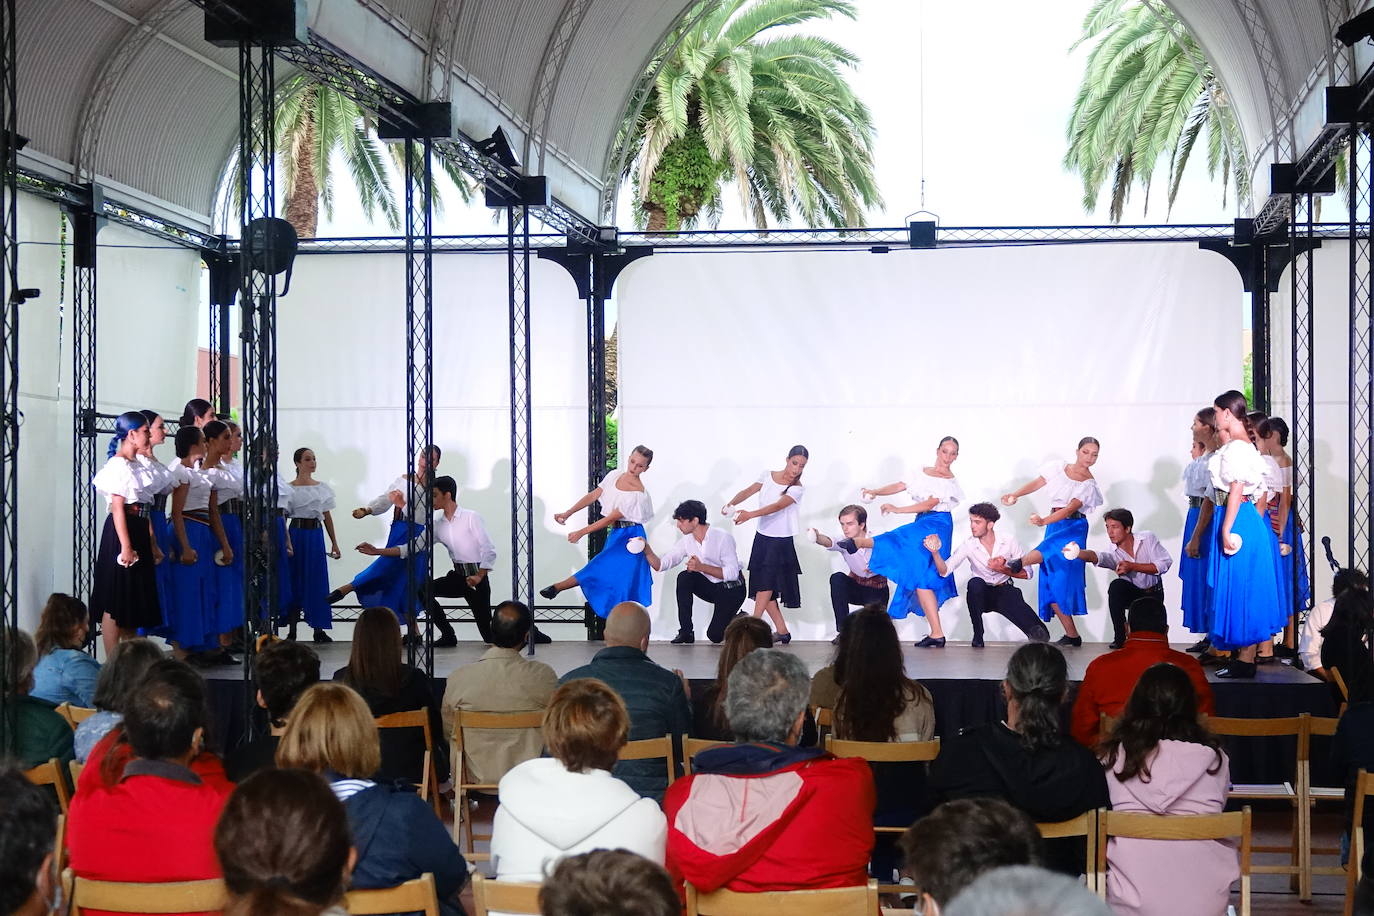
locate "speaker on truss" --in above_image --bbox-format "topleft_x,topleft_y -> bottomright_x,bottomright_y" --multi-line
243,217 -> 299,294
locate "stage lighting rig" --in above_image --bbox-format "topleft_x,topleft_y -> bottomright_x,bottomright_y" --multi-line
1337,8 -> 1374,46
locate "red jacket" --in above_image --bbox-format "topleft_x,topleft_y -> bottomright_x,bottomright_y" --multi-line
1071,632 -> 1215,747
663,742 -> 875,895
78,727 -> 232,796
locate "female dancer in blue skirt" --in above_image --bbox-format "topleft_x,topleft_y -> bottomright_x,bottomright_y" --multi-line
137,410 -> 176,625
90,411 -> 160,656
1180,414 -> 1218,648
165,426 -> 232,660
201,420 -> 243,664
1258,416 -> 1311,656
1207,390 -> 1285,679
996,437 -> 1103,646
286,447 -> 342,643
722,445 -> 809,644
838,437 -> 963,647
540,445 -> 655,620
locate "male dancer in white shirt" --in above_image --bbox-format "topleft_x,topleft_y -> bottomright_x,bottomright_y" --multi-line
411,475 -> 497,647
641,499 -> 745,645
810,504 -> 889,644
1068,507 -> 1172,650
927,502 -> 1049,647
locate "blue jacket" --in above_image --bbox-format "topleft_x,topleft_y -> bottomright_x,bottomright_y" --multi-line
31,648 -> 100,707
344,781 -> 468,916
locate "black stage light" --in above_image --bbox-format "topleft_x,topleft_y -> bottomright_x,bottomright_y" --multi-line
1337,9 -> 1374,46
9,288 -> 39,304
476,127 -> 521,170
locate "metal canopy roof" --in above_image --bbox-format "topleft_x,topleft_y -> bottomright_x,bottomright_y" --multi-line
21,0 -> 1363,230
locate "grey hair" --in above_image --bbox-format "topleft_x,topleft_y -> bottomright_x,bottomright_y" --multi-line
3,627 -> 37,695
724,649 -> 809,743
944,866 -> 1111,916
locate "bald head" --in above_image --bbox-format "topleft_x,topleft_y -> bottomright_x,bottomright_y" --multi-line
604,602 -> 651,650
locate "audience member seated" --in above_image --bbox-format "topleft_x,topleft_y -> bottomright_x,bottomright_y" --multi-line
693,615 -> 771,741
1097,663 -> 1234,916
215,768 -> 355,916
30,593 -> 100,707
491,678 -> 666,883
1070,597 -> 1213,747
0,627 -> 74,769
559,601 -> 691,801
930,642 -> 1108,876
67,659 -> 233,909
899,798 -> 1044,916
0,765 -> 59,916
333,606 -> 449,786
277,682 -> 468,916
944,865 -> 1112,916
1321,586 -> 1374,703
1332,695 -> 1374,875
441,600 -> 557,787
1301,568 -> 1369,676
225,639 -> 320,782
539,850 -> 680,916
74,638 -> 163,763
663,649 -> 875,894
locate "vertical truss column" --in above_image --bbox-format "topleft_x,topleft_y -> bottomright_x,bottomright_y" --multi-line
1352,123 -> 1374,572
507,205 -> 535,632
205,247 -> 237,418
1291,192 -> 1317,608
68,193 -> 100,638
0,0 -> 18,735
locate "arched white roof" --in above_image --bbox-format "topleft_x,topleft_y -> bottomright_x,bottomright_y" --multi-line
21,0 -> 1362,229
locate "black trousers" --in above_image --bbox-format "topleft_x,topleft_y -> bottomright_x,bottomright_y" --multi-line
676,571 -> 747,643
966,577 -> 1050,643
424,570 -> 493,642
829,572 -> 890,633
1108,578 -> 1163,645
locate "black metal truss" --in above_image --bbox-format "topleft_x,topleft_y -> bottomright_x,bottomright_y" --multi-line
205,249 -> 237,418
18,169 -> 223,253
1291,192 -> 1317,615
1,0 -> 17,732
1350,123 -> 1374,573
67,192 -> 99,644
506,205 -> 536,648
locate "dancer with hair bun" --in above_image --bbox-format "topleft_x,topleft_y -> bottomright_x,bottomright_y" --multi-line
1258,415 -> 1311,656
179,397 -> 216,429
286,447 -> 341,643
994,437 -> 1103,647
90,411 -> 160,655
723,445 -> 809,644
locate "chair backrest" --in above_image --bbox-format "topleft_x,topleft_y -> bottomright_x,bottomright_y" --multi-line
376,709 -> 438,810
812,706 -> 833,742
1095,808 -> 1251,911
825,735 -> 941,763
66,704 -> 98,727
683,736 -> 726,775
1207,715 -> 1306,739
346,872 -> 439,916
1037,810 -> 1098,890
64,869 -> 228,914
470,872 -> 542,916
451,708 -> 546,786
1332,666 -> 1350,703
619,734 -> 675,786
686,879 -> 879,915
68,759 -> 84,789
24,758 -> 70,814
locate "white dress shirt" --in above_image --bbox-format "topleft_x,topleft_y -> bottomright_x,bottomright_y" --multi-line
1091,530 -> 1173,589
824,538 -> 878,579
1301,597 -> 1335,670
401,506 -> 498,567
657,525 -> 742,584
170,462 -> 214,512
946,532 -> 1032,586
754,471 -> 804,537
365,474 -> 432,520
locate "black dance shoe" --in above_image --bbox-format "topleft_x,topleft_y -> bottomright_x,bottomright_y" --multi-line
1273,644 -> 1299,659
1108,638 -> 1125,650
776,633 -> 792,645
538,585 -> 559,600
433,634 -> 458,648
914,636 -> 946,649
1055,635 -> 1082,648
214,649 -> 241,666
670,630 -> 695,645
312,629 -> 333,644
1256,653 -> 1277,665
1186,637 -> 1211,654
835,538 -> 858,555
971,636 -> 985,648
325,589 -> 345,605
531,626 -> 552,645
1215,660 -> 1257,679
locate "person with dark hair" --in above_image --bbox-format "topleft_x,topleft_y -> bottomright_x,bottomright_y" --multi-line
1257,415 -> 1311,655
926,501 -> 1049,648
30,592 -> 100,706
90,409 -> 161,655
0,627 -> 74,768
642,497 -> 745,645
1070,597 -> 1212,747
540,445 -> 656,622
930,643 -> 1108,874
1180,430 -> 1217,652
539,850 -> 680,916
200,419 -> 244,665
899,798 -> 1044,916
137,410 -> 180,633
225,640 -> 321,782
1321,587 -> 1374,703
420,475 -> 498,646
73,637 -> 163,762
333,606 -> 448,785
0,765 -> 58,916
1206,389 -> 1285,678
215,769 -> 355,916
1302,567 -> 1370,676
68,659 -> 233,893
841,437 -> 963,647
810,504 -> 889,644
995,438 -> 1104,647
723,445 -> 811,643
442,599 -> 558,788
1066,507 -> 1172,650
164,425 -> 232,663
285,447 -> 342,644
491,680 -> 666,884
694,615 -> 772,740
179,398 -> 216,428
1098,664 -> 1234,915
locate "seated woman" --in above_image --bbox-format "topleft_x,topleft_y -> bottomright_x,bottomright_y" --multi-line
1097,662 -> 1233,916
693,616 -> 772,741
0,628 -> 74,769
30,593 -> 101,707
1320,587 -> 1374,704
333,606 -> 448,786
277,682 -> 468,916
491,678 -> 666,884
73,638 -> 163,762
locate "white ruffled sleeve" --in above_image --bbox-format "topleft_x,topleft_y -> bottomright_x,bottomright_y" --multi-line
1037,459 -> 1066,485
598,469 -> 621,493
92,459 -> 141,501
1070,477 -> 1104,514
319,482 -> 337,513
1218,441 -> 1268,487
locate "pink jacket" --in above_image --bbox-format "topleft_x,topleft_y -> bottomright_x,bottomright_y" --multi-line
1105,740 -> 1237,916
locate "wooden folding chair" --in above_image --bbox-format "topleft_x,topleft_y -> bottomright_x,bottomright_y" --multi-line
451,708 -> 545,862
346,872 -> 439,916
682,736 -> 726,775
812,706 -> 833,744
619,733 -> 676,787
23,758 -> 70,814
68,759 -> 83,789
375,709 -> 441,815
57,704 -> 97,729
1332,666 -> 1350,715
826,736 -> 940,894
1096,807 -> 1251,916
1209,715 -> 1304,891
686,879 -> 878,915
1303,714 -> 1346,900
1344,769 -> 1374,916
470,872 -> 542,915
1038,809 -> 1099,891
64,868 -> 228,914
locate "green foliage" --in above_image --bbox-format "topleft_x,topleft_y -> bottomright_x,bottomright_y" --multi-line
1242,350 -> 1253,407
642,130 -> 729,232
605,415 -> 619,473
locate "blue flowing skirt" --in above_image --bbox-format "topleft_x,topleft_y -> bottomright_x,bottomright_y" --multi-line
1179,505 -> 1214,633
289,526 -> 333,630
574,524 -> 653,619
259,516 -> 295,621
1266,508 -> 1312,618
159,520 -> 219,650
214,513 -> 245,634
353,520 -> 427,619
1206,501 -> 1286,650
149,509 -> 178,629
869,511 -> 957,619
1034,516 -> 1090,620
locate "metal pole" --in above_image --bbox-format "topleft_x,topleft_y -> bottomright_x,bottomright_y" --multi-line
507,206 -> 535,653
403,136 -> 435,675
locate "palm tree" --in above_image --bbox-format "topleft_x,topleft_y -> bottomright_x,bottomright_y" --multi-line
618,0 -> 881,233
1064,0 -> 1249,222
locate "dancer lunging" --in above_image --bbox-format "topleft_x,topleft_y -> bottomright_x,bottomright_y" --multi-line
1065,507 -> 1171,650
423,475 -> 499,647
810,504 -> 889,644
642,499 -> 746,645
724,445 -> 809,644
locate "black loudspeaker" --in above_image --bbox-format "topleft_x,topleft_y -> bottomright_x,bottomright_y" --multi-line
243,217 -> 299,295
204,0 -> 306,47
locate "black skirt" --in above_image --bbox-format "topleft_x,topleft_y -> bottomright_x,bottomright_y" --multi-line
748,533 -> 802,608
90,512 -> 163,630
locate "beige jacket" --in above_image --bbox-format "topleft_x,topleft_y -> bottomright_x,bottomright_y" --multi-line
441,647 -> 558,785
